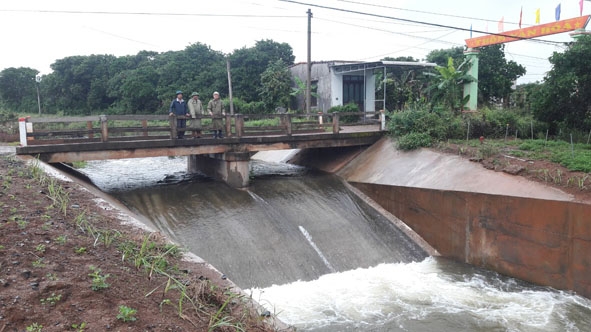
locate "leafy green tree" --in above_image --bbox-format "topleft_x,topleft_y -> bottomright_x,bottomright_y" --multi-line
531,35 -> 591,132
228,39 -> 295,102
107,66 -> 161,114
46,55 -> 117,114
425,47 -> 465,67
0,67 -> 39,112
478,44 -> 526,106
424,57 -> 474,113
259,59 -> 291,111
375,57 -> 423,111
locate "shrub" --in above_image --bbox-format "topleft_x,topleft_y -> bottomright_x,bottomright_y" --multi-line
231,98 -> 267,114
397,132 -> 432,150
328,102 -> 360,124
388,109 -> 449,141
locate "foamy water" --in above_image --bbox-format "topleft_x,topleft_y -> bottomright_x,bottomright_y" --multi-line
248,257 -> 591,332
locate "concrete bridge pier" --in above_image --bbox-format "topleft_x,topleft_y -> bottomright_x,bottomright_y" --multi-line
188,152 -> 251,188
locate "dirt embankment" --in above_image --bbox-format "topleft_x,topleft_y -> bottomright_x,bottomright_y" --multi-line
0,152 -> 287,332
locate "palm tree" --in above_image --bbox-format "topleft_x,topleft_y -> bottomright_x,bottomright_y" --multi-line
424,57 -> 475,113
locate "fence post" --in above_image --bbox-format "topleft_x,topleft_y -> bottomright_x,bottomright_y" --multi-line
332,112 -> 340,134
380,110 -> 386,131
100,115 -> 109,142
225,114 -> 232,137
318,111 -> 323,127
19,117 -> 27,146
142,119 -> 148,137
235,114 -> 244,137
169,115 -> 177,139
87,121 -> 94,139
286,114 -> 292,136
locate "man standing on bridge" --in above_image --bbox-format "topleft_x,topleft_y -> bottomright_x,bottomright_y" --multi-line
207,91 -> 225,139
188,92 -> 203,138
169,90 -> 190,139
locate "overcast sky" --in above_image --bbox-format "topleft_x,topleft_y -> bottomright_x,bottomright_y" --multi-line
1,0 -> 589,84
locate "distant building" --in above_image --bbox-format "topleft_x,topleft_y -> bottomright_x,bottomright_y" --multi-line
289,60 -> 437,113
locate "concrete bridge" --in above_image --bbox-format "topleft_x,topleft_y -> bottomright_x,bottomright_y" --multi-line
16,112 -> 386,187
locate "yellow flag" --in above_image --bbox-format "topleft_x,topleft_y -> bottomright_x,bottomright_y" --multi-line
535,8 -> 541,24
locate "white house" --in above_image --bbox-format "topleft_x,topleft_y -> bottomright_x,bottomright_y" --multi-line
289,60 -> 437,113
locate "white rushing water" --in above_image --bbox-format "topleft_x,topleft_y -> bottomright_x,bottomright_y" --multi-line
81,157 -> 591,332
248,257 -> 591,332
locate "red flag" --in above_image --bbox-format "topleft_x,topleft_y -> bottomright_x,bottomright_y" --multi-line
581,0 -> 585,16
498,16 -> 504,32
519,6 -> 523,28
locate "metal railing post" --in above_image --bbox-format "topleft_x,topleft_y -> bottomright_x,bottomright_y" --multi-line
380,109 -> 386,131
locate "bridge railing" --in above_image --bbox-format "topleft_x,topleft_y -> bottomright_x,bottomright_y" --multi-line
18,111 -> 385,146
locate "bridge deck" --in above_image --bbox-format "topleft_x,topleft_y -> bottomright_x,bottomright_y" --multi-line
17,126 -> 385,163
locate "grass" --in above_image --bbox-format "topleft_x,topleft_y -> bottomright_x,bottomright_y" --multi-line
449,138 -> 591,173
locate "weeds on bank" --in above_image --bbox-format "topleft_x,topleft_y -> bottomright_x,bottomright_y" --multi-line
88,265 -> 110,291
12,155 -> 273,330
25,323 -> 43,332
117,305 -> 137,322
71,322 -> 87,332
40,292 -> 62,306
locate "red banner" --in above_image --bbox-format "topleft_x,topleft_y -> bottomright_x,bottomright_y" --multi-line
465,15 -> 590,48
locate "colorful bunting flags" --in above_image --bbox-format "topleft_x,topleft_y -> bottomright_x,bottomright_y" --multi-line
498,16 -> 504,32
555,3 -> 561,21
535,8 -> 541,24
519,6 -> 523,28
581,0 -> 585,16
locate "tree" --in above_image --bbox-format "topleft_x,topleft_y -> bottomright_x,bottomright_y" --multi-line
259,59 -> 291,111
375,57 -> 425,111
290,76 -> 318,111
46,55 -> 117,114
477,44 -> 526,106
531,35 -> 591,132
424,57 -> 474,113
228,39 -> 295,102
425,47 -> 465,67
0,67 -> 39,113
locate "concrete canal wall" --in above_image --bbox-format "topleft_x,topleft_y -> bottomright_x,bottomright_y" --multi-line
292,137 -> 591,298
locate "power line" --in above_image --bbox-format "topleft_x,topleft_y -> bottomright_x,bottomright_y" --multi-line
279,0 -> 569,46
0,9 -> 302,18
337,0 -> 519,25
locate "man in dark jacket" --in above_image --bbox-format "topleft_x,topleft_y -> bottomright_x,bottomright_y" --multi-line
169,90 -> 189,139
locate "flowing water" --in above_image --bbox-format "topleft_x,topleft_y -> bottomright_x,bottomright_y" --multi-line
81,156 -> 591,332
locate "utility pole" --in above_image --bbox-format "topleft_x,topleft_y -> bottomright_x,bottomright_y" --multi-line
226,58 -> 234,115
306,8 -> 312,115
35,75 -> 42,115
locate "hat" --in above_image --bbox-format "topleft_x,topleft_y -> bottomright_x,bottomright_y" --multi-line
213,91 -> 219,95
175,90 -> 183,95
190,92 -> 199,97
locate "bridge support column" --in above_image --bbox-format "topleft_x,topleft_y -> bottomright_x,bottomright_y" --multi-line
188,152 -> 251,188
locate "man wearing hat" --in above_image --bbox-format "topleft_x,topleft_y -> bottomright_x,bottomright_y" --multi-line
169,90 -> 189,139
188,92 -> 203,138
207,91 -> 225,138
